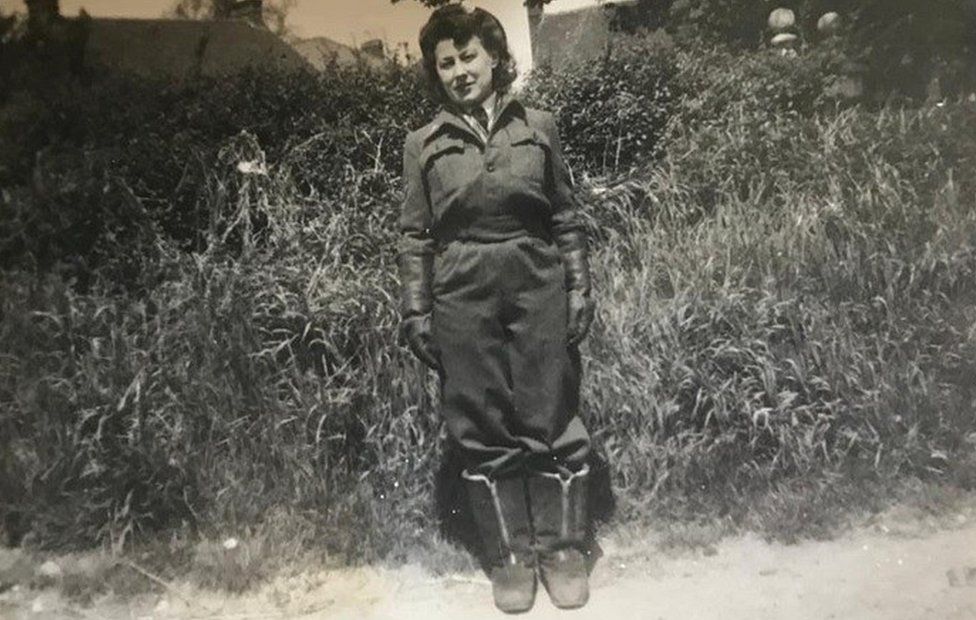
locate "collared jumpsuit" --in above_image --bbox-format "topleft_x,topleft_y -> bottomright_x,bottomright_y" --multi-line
399,98 -> 591,479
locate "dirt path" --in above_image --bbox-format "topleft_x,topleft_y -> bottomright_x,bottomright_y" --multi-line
3,512 -> 975,620
358,524 -> 976,620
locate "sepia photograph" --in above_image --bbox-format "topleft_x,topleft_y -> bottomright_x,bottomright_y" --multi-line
1,0 -> 975,618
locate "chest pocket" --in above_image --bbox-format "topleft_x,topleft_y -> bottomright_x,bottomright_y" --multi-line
420,136 -> 477,213
507,125 -> 550,190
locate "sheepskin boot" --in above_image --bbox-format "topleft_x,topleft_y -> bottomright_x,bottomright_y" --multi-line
462,470 -> 537,614
528,464 -> 590,609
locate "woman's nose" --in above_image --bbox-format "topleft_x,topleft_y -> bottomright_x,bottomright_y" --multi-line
451,64 -> 471,82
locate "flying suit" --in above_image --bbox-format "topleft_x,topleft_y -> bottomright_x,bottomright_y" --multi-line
398,95 -> 592,479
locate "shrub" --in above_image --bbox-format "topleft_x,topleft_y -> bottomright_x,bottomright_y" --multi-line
522,29 -> 678,176
0,57 -> 434,286
850,0 -> 976,101
666,0 -> 773,47
668,45 -> 838,124
626,0 -> 976,101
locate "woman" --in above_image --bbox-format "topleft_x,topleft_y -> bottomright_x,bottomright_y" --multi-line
398,5 -> 596,613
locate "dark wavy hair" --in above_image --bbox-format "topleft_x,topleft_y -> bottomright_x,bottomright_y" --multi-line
418,4 -> 518,104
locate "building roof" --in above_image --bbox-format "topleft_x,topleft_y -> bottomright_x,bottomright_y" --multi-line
13,4 -> 391,79
291,36 -> 390,72
82,17 -> 311,79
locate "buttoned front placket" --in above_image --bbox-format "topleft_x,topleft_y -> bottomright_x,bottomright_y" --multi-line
429,95 -> 524,180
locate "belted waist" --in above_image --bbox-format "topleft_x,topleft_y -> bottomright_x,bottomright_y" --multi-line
432,213 -> 552,248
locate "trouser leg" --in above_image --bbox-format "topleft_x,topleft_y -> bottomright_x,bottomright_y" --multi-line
433,243 -> 523,476
506,237 -> 590,473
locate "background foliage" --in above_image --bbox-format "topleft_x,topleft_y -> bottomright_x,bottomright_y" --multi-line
631,0 -> 976,100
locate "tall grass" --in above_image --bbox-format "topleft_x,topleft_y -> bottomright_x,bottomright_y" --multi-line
583,100 -> 976,532
1,125 -> 440,560
1,37 -> 975,563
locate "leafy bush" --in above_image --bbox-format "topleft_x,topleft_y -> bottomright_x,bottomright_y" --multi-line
522,29 -> 677,175
0,57 -> 434,286
667,0 -> 774,47
669,45 -> 840,124
850,0 -> 976,101
620,0 -> 976,101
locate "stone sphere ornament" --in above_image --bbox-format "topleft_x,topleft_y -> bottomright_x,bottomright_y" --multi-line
817,12 -> 842,36
768,8 -> 796,32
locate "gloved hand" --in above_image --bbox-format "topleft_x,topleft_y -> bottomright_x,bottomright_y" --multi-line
559,241 -> 594,346
398,248 -> 439,369
400,313 -> 440,369
567,289 -> 595,346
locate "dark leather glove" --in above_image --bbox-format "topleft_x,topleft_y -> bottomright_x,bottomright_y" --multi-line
559,241 -> 591,300
567,289 -> 595,346
400,313 -> 439,369
398,250 -> 439,368
558,233 -> 594,346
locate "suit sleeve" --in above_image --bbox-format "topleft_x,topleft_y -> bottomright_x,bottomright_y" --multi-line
397,131 -> 436,319
542,113 -> 592,296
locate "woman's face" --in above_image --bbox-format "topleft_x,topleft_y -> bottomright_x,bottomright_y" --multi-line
434,35 -> 497,110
